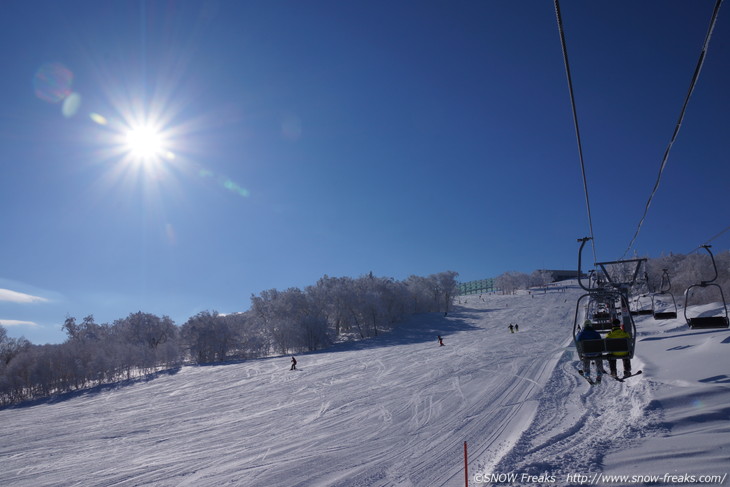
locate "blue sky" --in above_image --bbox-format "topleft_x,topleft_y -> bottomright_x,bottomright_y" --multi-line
1,1 -> 728,344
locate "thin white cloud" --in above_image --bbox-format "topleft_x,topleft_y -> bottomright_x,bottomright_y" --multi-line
0,319 -> 39,327
0,288 -> 49,304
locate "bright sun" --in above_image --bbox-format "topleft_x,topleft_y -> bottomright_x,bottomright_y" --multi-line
125,125 -> 165,161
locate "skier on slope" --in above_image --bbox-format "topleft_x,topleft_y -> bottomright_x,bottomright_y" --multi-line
576,320 -> 603,383
508,324 -> 514,333
437,335 -> 445,346
290,356 -> 297,371
606,319 -> 632,379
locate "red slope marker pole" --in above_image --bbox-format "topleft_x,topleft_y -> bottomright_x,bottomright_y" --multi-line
464,441 -> 468,487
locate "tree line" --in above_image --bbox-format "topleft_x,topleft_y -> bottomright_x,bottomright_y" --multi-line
3,250 -> 727,408
492,251 -> 729,302
0,271 -> 459,407
494,269 -> 559,295
643,249 -> 729,306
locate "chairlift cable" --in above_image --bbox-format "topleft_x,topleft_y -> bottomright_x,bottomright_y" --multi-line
687,224 -> 730,254
554,0 -> 597,265
702,224 -> 730,246
621,0 -> 724,260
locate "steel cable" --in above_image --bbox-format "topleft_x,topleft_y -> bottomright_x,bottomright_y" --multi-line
554,0 -> 598,265
621,0 -> 724,259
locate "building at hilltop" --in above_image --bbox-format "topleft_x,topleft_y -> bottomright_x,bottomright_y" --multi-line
457,270 -> 584,295
544,270 -> 585,282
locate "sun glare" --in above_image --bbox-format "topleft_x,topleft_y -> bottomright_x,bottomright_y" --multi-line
125,125 -> 165,161
86,76 -> 247,199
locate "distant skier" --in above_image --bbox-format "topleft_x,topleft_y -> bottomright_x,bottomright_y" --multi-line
438,335 -> 445,346
515,324 -> 519,332
290,356 -> 297,371
508,324 -> 514,333
577,321 -> 603,383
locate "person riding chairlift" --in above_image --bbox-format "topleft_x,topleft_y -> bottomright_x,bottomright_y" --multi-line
606,319 -> 632,378
577,320 -> 603,383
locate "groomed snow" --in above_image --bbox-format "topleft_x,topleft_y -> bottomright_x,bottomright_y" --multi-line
1,283 -> 728,486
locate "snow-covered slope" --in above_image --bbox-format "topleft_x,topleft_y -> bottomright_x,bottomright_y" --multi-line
1,284 -> 728,486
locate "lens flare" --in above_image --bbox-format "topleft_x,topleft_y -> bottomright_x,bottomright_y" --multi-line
62,92 -> 82,118
198,168 -> 249,197
90,113 -> 108,125
33,62 -> 73,103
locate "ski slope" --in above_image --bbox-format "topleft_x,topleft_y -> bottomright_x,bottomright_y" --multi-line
1,283 -> 729,486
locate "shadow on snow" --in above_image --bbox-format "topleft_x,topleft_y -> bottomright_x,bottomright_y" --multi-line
308,309 -> 483,356
2,367 -> 182,411
640,328 -> 730,342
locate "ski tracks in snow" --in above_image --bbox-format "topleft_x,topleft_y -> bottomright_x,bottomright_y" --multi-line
492,351 -> 660,483
2,285 -> 614,487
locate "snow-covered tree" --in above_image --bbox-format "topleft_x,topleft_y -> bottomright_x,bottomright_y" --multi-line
496,271 -> 529,295
114,312 -> 177,351
181,310 -> 237,363
0,326 -> 30,366
530,270 -> 555,291
434,271 -> 459,313
307,275 -> 356,336
405,275 -> 432,313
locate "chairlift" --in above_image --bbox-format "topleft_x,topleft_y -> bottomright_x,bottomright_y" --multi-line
651,269 -> 678,320
573,238 -> 637,360
581,292 -> 620,332
629,272 -> 653,316
630,294 -> 653,316
573,291 -> 636,359
586,270 -> 597,289
684,245 -> 729,329
588,293 -> 620,331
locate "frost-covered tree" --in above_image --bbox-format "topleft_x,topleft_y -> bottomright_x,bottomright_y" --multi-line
495,271 -> 530,295
251,289 -> 294,354
181,310 -> 236,363
250,287 -> 330,353
405,275 -> 431,313
307,276 -> 353,336
0,326 -> 30,366
530,270 -> 555,291
0,327 -> 32,404
351,274 -> 387,337
62,315 -> 110,342
110,312 -> 180,369
114,312 -> 177,351
434,271 -> 459,313
620,250 -> 729,310
221,311 -> 269,358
